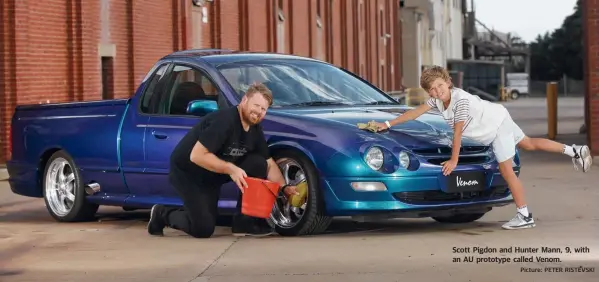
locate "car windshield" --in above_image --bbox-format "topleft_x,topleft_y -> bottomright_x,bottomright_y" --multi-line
216,59 -> 398,107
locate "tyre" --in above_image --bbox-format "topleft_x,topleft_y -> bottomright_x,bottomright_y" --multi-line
267,150 -> 333,236
42,150 -> 99,222
510,90 -> 520,100
431,212 -> 486,223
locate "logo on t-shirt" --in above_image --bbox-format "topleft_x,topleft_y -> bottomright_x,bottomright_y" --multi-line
223,142 -> 248,158
226,147 -> 247,157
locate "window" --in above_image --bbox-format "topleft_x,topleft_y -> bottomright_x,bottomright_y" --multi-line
140,63 -> 169,114
217,59 -> 397,107
101,57 -> 114,100
159,64 -> 221,116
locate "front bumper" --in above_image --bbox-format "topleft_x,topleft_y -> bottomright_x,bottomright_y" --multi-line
320,167 -> 516,218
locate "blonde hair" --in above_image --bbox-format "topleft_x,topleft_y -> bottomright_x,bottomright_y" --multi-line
245,83 -> 273,106
420,66 -> 452,90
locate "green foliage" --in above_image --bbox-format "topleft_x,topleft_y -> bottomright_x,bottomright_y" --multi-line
529,0 -> 583,81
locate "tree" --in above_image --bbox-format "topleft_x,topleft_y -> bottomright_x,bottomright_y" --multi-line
529,0 -> 582,81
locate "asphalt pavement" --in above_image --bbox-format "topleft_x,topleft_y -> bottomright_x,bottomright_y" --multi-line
1,97 -> 597,281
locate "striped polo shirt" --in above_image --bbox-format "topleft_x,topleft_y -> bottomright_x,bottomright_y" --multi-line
426,87 -> 508,145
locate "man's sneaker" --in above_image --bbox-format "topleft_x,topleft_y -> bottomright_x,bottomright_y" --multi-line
502,212 -> 535,230
147,204 -> 166,236
572,144 -> 593,173
231,215 -> 274,237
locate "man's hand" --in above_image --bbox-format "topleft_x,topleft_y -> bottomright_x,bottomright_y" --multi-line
226,163 -> 248,193
283,185 -> 300,196
441,158 -> 458,176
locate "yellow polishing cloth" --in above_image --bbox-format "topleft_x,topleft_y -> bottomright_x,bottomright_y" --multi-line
288,180 -> 308,208
357,120 -> 379,133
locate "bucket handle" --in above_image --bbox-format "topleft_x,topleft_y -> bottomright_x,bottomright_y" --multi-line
256,180 -> 285,199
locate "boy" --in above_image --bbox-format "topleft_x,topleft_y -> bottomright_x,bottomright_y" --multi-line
373,66 -> 592,230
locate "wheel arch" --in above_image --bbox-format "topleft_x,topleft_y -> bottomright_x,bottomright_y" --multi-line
37,147 -> 64,195
268,141 -> 317,168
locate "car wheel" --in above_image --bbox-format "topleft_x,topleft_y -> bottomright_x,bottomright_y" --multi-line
431,212 -> 486,223
42,150 -> 99,222
268,150 -> 333,236
510,91 -> 520,100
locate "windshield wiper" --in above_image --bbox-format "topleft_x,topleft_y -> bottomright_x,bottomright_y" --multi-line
361,101 -> 398,105
287,101 -> 353,107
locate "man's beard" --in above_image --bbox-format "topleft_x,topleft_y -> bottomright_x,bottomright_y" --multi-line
241,108 -> 260,125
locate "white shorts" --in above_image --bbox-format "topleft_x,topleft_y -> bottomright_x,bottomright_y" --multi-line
490,114 -> 526,163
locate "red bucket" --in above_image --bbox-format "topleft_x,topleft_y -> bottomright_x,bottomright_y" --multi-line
241,177 -> 281,218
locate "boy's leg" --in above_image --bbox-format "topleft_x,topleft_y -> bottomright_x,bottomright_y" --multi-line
498,159 -> 535,230
491,119 -> 535,230
510,117 -> 593,172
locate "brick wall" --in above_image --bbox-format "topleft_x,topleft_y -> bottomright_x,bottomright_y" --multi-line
584,0 -> 599,156
0,0 -> 403,163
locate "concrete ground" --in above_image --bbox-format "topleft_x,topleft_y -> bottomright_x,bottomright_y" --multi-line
1,97 -> 598,282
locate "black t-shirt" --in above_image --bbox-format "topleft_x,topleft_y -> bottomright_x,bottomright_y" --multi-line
169,106 -> 270,185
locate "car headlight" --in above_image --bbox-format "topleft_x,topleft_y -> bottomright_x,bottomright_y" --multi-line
364,147 -> 384,170
399,151 -> 410,167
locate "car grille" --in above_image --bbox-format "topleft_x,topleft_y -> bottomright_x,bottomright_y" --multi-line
412,145 -> 488,155
412,146 -> 491,165
426,155 -> 490,165
392,186 -> 509,205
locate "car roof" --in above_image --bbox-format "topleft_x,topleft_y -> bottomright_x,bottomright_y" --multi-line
160,49 -> 322,67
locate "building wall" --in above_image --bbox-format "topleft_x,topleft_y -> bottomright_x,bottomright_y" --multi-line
444,0 -> 463,60
429,0 -> 445,67
0,0 -> 403,163
401,0 -> 464,89
401,8 -> 421,88
583,0 -> 599,156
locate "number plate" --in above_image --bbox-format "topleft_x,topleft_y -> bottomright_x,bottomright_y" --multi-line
445,171 -> 486,193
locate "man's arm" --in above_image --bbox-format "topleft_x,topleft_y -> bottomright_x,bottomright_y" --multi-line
266,158 -> 286,187
255,125 -> 298,195
189,114 -> 233,174
190,141 -> 234,175
254,125 -> 286,186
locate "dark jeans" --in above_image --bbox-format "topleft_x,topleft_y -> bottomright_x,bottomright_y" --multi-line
162,153 -> 268,238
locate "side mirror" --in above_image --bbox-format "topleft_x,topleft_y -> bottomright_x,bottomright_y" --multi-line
186,100 -> 218,116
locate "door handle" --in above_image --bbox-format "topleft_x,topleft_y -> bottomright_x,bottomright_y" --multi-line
152,130 -> 168,139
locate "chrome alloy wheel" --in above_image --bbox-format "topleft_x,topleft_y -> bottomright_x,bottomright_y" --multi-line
270,158 -> 307,228
45,158 -> 77,217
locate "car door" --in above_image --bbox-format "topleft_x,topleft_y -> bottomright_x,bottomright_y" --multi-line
118,62 -> 171,199
143,62 -> 239,209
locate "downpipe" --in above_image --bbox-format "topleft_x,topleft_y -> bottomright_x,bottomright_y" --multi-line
84,183 -> 101,195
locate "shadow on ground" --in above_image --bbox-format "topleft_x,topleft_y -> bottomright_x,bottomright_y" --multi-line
0,204 -> 506,237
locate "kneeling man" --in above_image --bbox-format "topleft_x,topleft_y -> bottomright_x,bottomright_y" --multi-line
147,83 -> 297,238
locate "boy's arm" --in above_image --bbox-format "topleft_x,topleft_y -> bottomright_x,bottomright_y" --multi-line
442,98 -> 470,175
450,121 -> 465,160
387,103 -> 432,127
442,121 -> 464,176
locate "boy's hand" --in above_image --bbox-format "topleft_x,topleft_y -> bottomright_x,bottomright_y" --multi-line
441,158 -> 458,176
374,122 -> 389,131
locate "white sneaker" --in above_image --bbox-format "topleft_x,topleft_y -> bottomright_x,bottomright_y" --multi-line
502,212 -> 535,230
571,144 -> 593,172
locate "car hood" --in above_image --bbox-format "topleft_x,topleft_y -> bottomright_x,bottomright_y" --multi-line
271,106 -> 486,149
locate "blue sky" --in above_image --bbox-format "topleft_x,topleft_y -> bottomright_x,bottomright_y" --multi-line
472,0 -> 578,43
